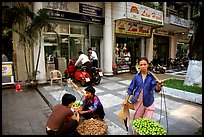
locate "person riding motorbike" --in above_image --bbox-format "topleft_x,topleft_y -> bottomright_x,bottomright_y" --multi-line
75,51 -> 93,85
87,48 -> 98,68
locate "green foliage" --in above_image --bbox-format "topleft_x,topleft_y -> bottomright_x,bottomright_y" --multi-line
164,78 -> 202,94
3,2 -> 52,82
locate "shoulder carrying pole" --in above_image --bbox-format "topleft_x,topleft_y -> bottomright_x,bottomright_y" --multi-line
67,79 -> 86,96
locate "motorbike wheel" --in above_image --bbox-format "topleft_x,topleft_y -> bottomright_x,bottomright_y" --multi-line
64,73 -> 68,79
93,73 -> 101,85
160,68 -> 165,74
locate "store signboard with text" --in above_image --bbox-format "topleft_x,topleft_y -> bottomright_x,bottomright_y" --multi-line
2,64 -> 13,76
126,2 -> 163,26
2,62 -> 15,85
115,20 -> 152,37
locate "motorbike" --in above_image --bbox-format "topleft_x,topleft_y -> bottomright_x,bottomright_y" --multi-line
64,59 -> 103,86
64,59 -> 91,86
168,57 -> 188,71
149,60 -> 166,74
91,67 -> 103,85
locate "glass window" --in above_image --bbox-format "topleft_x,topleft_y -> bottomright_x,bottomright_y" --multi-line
70,24 -> 87,35
70,37 -> 85,60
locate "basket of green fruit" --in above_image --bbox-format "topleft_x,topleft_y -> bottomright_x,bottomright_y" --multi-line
132,118 -> 166,135
72,101 -> 83,111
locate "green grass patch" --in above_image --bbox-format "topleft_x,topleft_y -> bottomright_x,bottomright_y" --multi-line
163,78 -> 202,94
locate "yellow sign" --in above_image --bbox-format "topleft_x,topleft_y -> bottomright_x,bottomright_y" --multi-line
2,64 -> 13,76
115,20 -> 152,37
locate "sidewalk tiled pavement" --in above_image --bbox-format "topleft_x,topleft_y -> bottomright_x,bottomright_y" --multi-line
37,74 -> 202,135
2,71 -> 202,135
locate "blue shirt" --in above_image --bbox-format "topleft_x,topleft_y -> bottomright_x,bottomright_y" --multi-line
127,71 -> 157,107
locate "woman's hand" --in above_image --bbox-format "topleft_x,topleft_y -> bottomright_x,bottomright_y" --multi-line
123,100 -> 128,106
123,94 -> 131,106
155,80 -> 163,92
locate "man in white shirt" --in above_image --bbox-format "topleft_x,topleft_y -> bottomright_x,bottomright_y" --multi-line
75,51 -> 92,83
87,48 -> 98,68
75,51 -> 90,67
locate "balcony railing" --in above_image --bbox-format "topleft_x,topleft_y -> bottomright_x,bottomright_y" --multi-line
166,7 -> 188,20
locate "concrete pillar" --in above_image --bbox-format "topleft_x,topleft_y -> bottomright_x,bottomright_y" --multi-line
169,36 -> 177,59
187,4 -> 191,20
163,2 -> 167,18
145,32 -> 154,62
103,2 -> 113,76
141,38 -> 145,57
33,2 -> 47,83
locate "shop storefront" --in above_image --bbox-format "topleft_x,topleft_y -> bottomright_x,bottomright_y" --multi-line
112,2 -> 164,73
153,35 -> 169,65
114,20 -> 152,73
176,33 -> 191,58
42,2 -> 104,78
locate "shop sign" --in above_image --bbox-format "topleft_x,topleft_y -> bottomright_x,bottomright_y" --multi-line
170,15 -> 190,28
177,34 -> 191,43
47,9 -> 104,24
115,20 -> 152,37
2,64 -> 13,76
79,3 -> 102,17
154,29 -> 170,35
126,2 -> 163,26
44,2 -> 69,11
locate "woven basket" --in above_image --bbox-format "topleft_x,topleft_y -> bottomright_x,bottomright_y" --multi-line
77,118 -> 108,135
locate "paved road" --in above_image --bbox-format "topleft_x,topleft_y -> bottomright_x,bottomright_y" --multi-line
2,72 -> 202,135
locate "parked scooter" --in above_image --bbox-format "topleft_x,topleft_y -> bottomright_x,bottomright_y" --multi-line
149,59 -> 166,74
64,59 -> 91,87
91,67 -> 103,85
168,57 -> 188,71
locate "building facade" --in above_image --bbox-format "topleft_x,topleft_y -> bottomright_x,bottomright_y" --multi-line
4,2 -> 193,84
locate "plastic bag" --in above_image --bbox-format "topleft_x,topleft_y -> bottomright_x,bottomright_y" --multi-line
117,105 -> 131,131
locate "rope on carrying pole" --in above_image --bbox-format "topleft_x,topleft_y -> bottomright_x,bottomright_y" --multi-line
149,71 -> 169,134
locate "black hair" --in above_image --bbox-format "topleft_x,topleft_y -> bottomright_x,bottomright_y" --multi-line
85,86 -> 95,95
78,51 -> 83,55
62,93 -> 76,106
138,57 -> 149,64
87,48 -> 92,51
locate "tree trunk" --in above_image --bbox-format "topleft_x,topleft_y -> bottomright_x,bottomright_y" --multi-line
184,3 -> 202,88
184,60 -> 202,87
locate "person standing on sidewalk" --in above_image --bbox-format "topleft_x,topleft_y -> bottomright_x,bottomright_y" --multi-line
87,48 -> 98,68
123,57 -> 163,134
46,93 -> 80,135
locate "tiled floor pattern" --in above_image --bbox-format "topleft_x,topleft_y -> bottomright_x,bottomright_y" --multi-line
41,76 -> 201,135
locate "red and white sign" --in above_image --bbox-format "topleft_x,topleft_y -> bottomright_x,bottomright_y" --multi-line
126,2 -> 163,26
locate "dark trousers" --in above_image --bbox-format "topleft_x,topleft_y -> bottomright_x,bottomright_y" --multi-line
83,62 -> 93,84
92,60 -> 98,68
81,106 -> 105,120
46,119 -> 79,136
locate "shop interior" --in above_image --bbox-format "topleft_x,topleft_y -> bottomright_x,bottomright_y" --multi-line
115,35 -> 141,73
